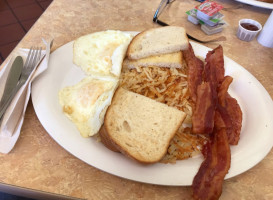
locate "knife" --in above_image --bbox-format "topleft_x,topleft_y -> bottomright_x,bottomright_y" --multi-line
0,56 -> 23,118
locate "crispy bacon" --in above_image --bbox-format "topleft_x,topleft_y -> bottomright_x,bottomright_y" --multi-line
217,76 -> 233,106
204,46 -> 225,86
203,46 -> 225,108
192,83 -> 215,134
189,45 -> 242,200
192,128 -> 231,200
217,76 -> 243,145
225,94 -> 242,145
183,44 -> 204,103
190,46 -> 226,136
189,45 -> 228,137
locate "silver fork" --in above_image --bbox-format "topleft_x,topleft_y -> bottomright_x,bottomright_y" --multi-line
0,47 -> 42,121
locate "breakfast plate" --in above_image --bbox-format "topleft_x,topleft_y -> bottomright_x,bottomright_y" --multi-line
234,0 -> 273,9
31,39 -> 273,186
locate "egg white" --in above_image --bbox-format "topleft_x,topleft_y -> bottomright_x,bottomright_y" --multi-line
58,76 -> 118,137
60,30 -> 133,137
73,30 -> 133,77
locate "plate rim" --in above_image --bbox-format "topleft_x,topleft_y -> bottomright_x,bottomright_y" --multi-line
31,38 -> 273,186
234,0 -> 273,9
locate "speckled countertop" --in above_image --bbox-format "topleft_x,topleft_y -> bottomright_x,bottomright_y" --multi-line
0,0 -> 273,199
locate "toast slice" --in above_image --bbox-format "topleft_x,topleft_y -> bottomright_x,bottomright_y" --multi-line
102,87 -> 186,164
127,26 -> 189,60
123,51 -> 183,69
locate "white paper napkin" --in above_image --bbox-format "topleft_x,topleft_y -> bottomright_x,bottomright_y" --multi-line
0,39 -> 52,154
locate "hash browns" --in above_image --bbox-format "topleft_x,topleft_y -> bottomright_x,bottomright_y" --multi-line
120,64 -> 207,163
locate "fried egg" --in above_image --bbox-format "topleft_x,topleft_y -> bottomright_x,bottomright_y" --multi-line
73,30 -> 133,77
59,77 -> 118,137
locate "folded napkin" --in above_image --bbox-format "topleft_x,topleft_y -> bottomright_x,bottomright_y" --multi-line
0,39 -> 53,154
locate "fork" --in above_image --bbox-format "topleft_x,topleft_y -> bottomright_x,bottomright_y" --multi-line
0,47 -> 42,121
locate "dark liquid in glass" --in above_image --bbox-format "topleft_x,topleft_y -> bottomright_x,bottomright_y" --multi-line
241,23 -> 259,31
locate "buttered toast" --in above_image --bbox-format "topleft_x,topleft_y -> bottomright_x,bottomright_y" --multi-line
126,26 -> 189,60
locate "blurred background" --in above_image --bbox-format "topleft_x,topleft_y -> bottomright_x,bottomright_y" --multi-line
0,0 -> 53,65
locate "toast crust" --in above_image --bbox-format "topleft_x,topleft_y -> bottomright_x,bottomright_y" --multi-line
99,125 -> 119,152
102,87 -> 186,164
126,26 -> 189,60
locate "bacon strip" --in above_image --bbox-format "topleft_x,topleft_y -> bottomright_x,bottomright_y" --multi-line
183,44 -> 204,103
204,46 -> 225,86
192,83 -> 215,134
189,45 -> 242,200
225,95 -> 242,145
192,128 -> 231,200
217,76 -> 243,145
191,46 -> 225,135
217,76 -> 233,106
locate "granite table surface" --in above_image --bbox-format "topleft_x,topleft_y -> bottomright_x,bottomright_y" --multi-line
0,0 -> 273,199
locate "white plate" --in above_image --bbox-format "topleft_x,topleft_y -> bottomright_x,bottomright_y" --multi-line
31,40 -> 273,186
235,0 -> 273,9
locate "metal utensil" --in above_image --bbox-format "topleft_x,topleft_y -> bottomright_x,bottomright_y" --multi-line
0,56 -> 23,109
0,47 -> 42,121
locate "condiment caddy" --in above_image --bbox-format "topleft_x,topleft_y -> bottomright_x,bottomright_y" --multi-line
186,0 -> 226,35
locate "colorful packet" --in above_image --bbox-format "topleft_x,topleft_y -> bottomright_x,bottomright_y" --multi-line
201,23 -> 224,35
186,8 -> 224,26
198,12 -> 224,26
186,9 -> 200,25
195,0 -> 223,19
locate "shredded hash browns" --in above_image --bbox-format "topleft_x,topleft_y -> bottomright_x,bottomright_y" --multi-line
120,65 -> 207,163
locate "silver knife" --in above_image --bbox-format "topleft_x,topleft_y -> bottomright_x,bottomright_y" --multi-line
0,56 -> 23,118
